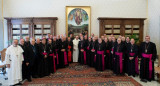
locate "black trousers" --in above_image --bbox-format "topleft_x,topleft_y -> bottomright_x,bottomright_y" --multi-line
22,62 -> 31,80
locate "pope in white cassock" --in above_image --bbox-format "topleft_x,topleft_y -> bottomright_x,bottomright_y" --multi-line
73,36 -> 80,62
5,39 -> 24,85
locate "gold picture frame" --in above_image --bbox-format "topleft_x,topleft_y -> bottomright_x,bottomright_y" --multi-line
66,6 -> 91,37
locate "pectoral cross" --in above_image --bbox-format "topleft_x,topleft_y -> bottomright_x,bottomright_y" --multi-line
145,49 -> 147,53
16,55 -> 18,58
131,49 -> 133,52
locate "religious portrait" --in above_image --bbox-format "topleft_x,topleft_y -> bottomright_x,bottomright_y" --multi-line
66,6 -> 91,36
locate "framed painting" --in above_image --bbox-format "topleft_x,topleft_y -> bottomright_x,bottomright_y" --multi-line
66,6 -> 91,37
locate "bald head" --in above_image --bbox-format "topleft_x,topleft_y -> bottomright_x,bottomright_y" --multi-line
80,36 -> 84,40
95,35 -> 98,40
126,37 -> 130,43
130,38 -> 135,45
101,36 -> 105,40
13,39 -> 19,47
88,37 -> 91,42
117,38 -> 122,44
48,39 -> 52,44
68,37 -> 71,41
30,39 -> 35,45
108,36 -> 112,42
57,35 -> 60,39
25,36 -> 30,42
53,36 -> 57,41
76,36 -> 79,40
112,36 -> 116,42
121,36 -> 125,41
98,38 -> 102,44
36,38 -> 41,44
50,35 -> 53,39
104,37 -> 108,43
20,39 -> 25,45
42,39 -> 46,44
84,35 -> 87,40
145,36 -> 150,43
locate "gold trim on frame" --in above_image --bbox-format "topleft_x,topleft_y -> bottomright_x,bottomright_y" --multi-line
2,0 -> 4,48
66,6 -> 91,37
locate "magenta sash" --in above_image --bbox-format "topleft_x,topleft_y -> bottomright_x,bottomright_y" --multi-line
142,53 -> 153,79
55,49 -> 59,64
115,52 -> 123,73
83,51 -> 86,64
106,50 -> 110,53
81,49 -> 86,64
111,48 -> 114,52
49,53 -> 56,72
106,50 -> 110,56
97,51 -> 105,70
42,52 -> 47,55
64,51 -> 68,65
87,46 -> 89,50
129,53 -> 139,74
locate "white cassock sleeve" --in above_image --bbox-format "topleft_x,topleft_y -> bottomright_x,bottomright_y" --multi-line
5,47 -> 11,64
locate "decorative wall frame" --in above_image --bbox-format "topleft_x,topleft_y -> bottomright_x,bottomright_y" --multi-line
66,6 -> 91,36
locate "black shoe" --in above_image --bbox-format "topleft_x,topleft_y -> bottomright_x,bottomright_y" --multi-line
32,75 -> 38,78
128,74 -> 131,76
140,79 -> 147,83
132,75 -> 135,77
147,79 -> 151,82
27,79 -> 32,82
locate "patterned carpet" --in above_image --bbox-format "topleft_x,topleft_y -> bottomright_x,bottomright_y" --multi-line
23,63 -> 142,86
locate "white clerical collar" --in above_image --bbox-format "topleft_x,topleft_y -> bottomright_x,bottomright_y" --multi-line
13,45 -> 18,47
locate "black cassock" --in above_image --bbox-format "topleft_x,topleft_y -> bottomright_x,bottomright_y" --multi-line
38,43 -> 49,77
104,41 -> 112,69
123,41 -> 130,73
28,44 -> 37,78
53,41 -> 59,68
78,40 -> 87,64
86,41 -> 92,66
90,41 -> 97,67
126,44 -> 139,76
95,43 -> 106,71
71,37 -> 74,42
113,43 -> 125,75
139,42 -> 157,81
35,43 -> 43,77
24,41 -> 31,46
59,41 -> 68,68
111,41 -> 117,70
46,43 -> 56,74
19,44 -> 31,80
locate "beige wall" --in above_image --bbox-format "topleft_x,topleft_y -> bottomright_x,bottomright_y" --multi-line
3,0 -> 147,34
148,0 -> 160,55
0,0 -> 4,51
2,0 -> 148,49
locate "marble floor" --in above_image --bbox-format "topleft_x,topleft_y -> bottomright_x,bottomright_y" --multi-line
0,61 -> 160,86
